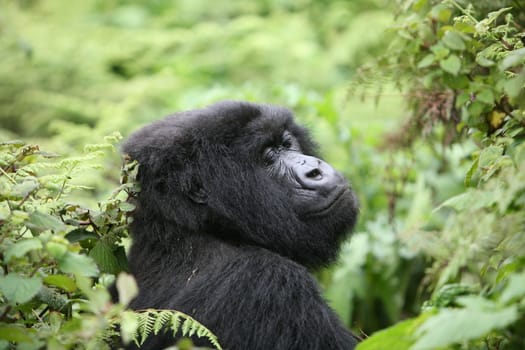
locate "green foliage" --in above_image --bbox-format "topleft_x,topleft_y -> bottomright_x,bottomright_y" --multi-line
0,140 -> 221,349
353,0 -> 525,348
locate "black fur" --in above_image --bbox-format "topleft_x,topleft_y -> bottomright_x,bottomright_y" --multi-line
121,101 -> 359,349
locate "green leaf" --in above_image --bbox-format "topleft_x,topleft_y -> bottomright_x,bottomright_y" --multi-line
479,145 -> 503,169
26,210 -> 67,234
43,274 -> 77,292
499,47 -> 525,70
117,273 -> 138,307
430,4 -> 451,23
89,240 -> 121,274
58,252 -> 99,277
476,89 -> 494,105
0,274 -> 42,304
455,91 -> 470,108
5,238 -> 43,262
476,55 -> 495,67
0,324 -> 36,343
417,54 -> 435,69
430,44 -> 449,59
437,190 -> 495,211
503,72 -> 525,99
464,158 -> 478,187
65,228 -> 99,243
500,272 -> 525,304
119,202 -> 135,212
356,314 -> 430,350
442,31 -> 465,51
440,55 -> 461,75
11,179 -> 39,199
413,306 -> 519,350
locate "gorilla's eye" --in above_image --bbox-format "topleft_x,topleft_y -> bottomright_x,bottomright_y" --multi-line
282,138 -> 292,149
263,148 -> 277,165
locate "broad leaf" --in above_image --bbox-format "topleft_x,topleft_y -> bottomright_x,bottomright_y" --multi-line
43,274 -> 77,293
442,31 -> 465,51
356,314 -> 430,350
26,210 -> 67,234
58,252 -> 98,277
0,274 -> 42,304
89,240 -> 121,274
500,272 -> 525,304
440,55 -> 461,75
5,238 -> 43,262
413,306 -> 519,349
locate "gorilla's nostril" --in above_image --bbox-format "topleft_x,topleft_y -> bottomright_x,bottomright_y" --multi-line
306,168 -> 322,179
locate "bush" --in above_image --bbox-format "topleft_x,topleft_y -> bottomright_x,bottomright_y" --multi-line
353,0 -> 525,348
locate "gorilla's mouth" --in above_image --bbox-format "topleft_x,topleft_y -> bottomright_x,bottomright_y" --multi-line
303,187 -> 351,217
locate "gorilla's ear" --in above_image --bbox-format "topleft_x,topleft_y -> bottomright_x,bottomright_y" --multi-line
187,180 -> 208,204
121,119 -> 182,177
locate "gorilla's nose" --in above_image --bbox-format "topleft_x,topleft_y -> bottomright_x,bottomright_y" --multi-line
294,155 -> 344,193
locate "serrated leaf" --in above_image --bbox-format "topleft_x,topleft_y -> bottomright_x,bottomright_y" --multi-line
5,238 -> 43,262
58,252 -> 98,277
442,31 -> 465,51
43,274 -> 77,292
413,306 -> 519,350
440,55 -> 461,75
89,240 -> 121,274
0,274 -> 42,304
26,210 -> 67,234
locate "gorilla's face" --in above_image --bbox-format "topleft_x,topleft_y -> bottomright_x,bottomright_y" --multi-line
123,101 -> 358,268
260,129 -> 353,219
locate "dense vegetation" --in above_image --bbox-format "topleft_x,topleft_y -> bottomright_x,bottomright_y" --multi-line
0,0 -> 523,349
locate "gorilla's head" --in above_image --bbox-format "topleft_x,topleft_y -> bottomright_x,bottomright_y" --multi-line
123,101 -> 358,268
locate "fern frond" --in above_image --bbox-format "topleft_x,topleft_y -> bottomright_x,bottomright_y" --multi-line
137,311 -> 155,345
181,318 -> 192,336
153,311 -> 172,335
170,312 -> 182,334
126,309 -> 222,349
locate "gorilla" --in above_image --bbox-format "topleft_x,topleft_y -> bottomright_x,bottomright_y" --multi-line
121,101 -> 360,350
